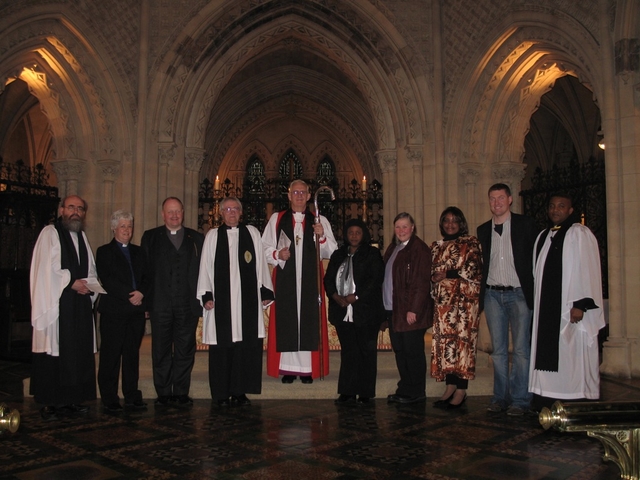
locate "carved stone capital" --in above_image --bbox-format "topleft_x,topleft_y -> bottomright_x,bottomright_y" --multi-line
50,159 -> 85,182
185,148 -> 206,172
405,146 -> 423,165
97,159 -> 121,182
459,163 -> 482,185
158,143 -> 176,167
376,150 -> 397,173
491,162 -> 526,185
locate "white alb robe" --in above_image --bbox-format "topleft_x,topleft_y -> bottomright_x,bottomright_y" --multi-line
30,225 -> 98,356
529,223 -> 605,399
196,225 -> 273,345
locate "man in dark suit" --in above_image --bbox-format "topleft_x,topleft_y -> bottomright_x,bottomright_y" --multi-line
141,197 -> 204,406
477,183 -> 538,416
96,210 -> 148,412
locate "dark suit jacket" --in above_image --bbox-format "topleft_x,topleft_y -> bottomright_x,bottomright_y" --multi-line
140,226 -> 204,317
96,238 -> 148,315
477,212 -> 538,311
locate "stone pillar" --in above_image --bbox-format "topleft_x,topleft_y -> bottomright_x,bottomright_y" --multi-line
491,162 -> 526,213
460,163 -> 482,228
98,159 -> 121,240
50,159 -> 85,199
377,149 -> 397,248
406,146 -> 424,237
157,143 -> 175,208
598,0 -> 635,377
185,148 -> 206,230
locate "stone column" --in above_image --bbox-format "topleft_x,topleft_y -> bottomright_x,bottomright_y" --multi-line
98,159 -> 121,240
377,149 -> 397,248
460,163 -> 482,228
406,146 -> 424,236
491,162 -> 526,212
50,159 -> 85,199
185,148 -> 206,230
157,144 -> 175,207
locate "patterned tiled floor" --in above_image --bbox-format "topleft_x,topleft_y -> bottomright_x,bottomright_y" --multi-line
2,357 -> 639,479
3,379 -> 638,478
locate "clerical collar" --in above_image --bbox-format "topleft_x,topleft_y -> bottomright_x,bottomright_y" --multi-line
118,242 -> 128,247
166,227 -> 182,235
293,212 -> 305,222
551,215 -> 576,232
221,224 -> 239,230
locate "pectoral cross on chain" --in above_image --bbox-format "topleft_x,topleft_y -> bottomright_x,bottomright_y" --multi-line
296,235 -> 301,246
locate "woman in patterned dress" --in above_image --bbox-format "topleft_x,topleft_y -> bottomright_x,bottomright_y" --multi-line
430,207 -> 482,409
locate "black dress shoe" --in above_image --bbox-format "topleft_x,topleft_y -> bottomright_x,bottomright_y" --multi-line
446,394 -> 467,410
231,394 -> 251,406
387,393 -> 409,403
281,375 -> 296,384
155,396 -> 171,406
60,404 -> 90,415
334,394 -> 356,405
103,403 -> 123,413
389,394 -> 426,404
176,395 -> 194,406
40,406 -> 58,421
357,396 -> 371,405
216,398 -> 231,407
433,391 -> 455,408
300,376 -> 313,384
399,395 -> 426,404
124,400 -> 148,410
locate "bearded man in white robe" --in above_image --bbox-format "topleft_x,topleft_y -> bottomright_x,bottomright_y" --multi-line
30,195 -> 99,421
529,193 -> 605,410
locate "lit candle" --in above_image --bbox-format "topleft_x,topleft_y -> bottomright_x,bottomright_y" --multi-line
362,175 -> 367,192
214,175 -> 220,191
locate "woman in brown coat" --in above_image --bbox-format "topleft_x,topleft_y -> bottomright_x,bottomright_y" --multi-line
383,212 -> 433,404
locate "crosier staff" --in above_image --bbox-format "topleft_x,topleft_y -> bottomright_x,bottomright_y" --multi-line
313,186 -> 335,380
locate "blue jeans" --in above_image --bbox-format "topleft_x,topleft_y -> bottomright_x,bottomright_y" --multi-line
484,288 -> 532,408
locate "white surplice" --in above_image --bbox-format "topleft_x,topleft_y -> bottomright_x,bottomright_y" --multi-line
30,225 -> 98,356
196,225 -> 273,345
529,223 -> 605,399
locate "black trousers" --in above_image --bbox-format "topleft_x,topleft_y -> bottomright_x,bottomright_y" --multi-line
98,310 -> 146,405
333,320 -> 379,398
388,316 -> 427,397
150,304 -> 199,397
208,338 -> 263,401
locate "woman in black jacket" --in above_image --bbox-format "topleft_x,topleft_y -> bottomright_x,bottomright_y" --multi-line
324,219 -> 385,405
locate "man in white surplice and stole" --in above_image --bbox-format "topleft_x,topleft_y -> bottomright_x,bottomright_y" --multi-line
529,193 -> 605,411
197,197 -> 274,407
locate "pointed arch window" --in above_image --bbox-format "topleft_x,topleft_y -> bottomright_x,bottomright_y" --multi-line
245,154 -> 266,195
278,149 -> 303,184
316,155 -> 336,186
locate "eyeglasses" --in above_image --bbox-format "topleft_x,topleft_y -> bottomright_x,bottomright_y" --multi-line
291,190 -> 308,196
221,207 -> 240,213
64,205 -> 86,213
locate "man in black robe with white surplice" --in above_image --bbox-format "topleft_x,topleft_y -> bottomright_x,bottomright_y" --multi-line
30,195 -> 99,421
197,197 -> 274,406
529,194 -> 605,411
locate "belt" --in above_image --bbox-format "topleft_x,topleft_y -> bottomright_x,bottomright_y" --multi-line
486,285 -> 515,291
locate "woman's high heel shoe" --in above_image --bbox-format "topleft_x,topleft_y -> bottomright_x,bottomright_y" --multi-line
432,391 -> 455,408
446,394 -> 467,410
